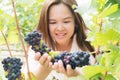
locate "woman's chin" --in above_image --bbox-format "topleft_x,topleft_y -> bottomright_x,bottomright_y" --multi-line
56,41 -> 66,45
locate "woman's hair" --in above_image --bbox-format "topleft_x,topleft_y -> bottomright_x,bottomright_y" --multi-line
37,0 -> 94,52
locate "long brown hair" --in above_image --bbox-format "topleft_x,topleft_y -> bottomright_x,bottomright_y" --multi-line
37,0 -> 94,52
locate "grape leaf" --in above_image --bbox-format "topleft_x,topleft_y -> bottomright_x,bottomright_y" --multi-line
105,74 -> 116,80
111,57 -> 120,79
99,4 -> 118,18
89,73 -> 103,80
91,29 -> 120,47
82,65 -> 105,79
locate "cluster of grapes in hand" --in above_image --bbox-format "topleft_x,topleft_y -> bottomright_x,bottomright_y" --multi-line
25,30 -> 90,69
24,30 -> 51,55
1,57 -> 23,80
53,51 -> 90,69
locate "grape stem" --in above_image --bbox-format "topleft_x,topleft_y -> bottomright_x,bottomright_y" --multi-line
94,18 -> 103,64
11,0 -> 32,80
1,31 -> 13,57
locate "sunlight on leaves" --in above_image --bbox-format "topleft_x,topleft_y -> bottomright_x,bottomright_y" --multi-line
99,4 -> 118,18
82,65 -> 105,79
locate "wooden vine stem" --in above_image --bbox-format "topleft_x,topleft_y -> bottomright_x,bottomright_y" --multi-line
94,18 -> 103,64
1,31 -> 13,57
11,0 -> 32,80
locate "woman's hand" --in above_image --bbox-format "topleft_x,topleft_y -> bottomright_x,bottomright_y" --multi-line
34,52 -> 52,69
53,60 -> 79,77
32,52 -> 52,80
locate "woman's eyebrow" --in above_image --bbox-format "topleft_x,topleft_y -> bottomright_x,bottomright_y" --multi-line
63,16 -> 73,20
49,19 -> 56,21
49,16 -> 73,21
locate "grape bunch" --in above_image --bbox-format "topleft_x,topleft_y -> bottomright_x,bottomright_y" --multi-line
53,51 -> 90,69
1,57 -> 23,80
24,30 -> 90,69
24,30 -> 51,55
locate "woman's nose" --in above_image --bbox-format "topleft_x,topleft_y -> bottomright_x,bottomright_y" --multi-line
56,24 -> 65,31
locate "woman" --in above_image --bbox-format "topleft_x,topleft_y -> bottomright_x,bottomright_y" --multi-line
27,0 -> 95,80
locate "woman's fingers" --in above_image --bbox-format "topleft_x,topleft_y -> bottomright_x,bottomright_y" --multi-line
34,52 -> 52,68
58,60 -> 66,74
34,52 -> 41,61
53,60 -> 65,73
39,53 -> 48,65
52,60 -> 79,77
44,55 -> 52,67
49,62 -> 53,69
53,60 -> 69,75
66,65 -> 79,77
66,65 -> 73,76
53,62 -> 59,73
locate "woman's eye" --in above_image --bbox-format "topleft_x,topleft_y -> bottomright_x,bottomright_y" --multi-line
64,21 -> 70,23
49,22 -> 56,24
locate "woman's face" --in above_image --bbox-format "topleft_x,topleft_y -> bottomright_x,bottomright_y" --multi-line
49,3 -> 75,45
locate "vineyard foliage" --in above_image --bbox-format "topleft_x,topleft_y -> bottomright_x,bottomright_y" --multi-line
0,0 -> 120,80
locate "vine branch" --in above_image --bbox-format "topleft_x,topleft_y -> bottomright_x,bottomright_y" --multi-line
1,31 -> 13,57
94,18 -> 103,64
11,0 -> 32,80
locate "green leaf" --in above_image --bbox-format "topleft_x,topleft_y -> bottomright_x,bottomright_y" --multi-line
91,29 -> 120,47
105,74 -> 116,80
109,7 -> 120,18
91,32 -> 107,47
89,73 -> 103,80
99,4 -> 118,18
105,44 -> 120,54
82,65 -> 105,79
111,18 -> 120,34
97,0 -> 109,11
104,29 -> 120,43
100,52 -> 115,70
111,57 -> 120,79
97,0 -> 108,7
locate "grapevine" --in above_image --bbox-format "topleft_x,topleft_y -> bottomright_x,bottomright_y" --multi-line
25,30 -> 90,69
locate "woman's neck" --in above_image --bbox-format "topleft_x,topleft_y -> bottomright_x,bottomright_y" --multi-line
55,39 -> 73,52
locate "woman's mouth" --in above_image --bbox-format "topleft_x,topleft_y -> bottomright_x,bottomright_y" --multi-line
56,33 -> 66,39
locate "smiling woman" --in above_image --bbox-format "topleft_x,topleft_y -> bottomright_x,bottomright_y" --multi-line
26,0 -> 95,80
